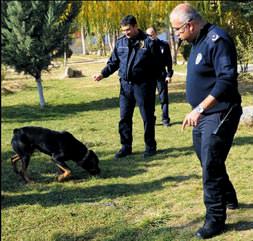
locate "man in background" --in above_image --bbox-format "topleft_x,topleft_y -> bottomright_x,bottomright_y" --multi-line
146,27 -> 173,127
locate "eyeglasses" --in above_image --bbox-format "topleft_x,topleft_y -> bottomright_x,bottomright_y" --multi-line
172,19 -> 192,33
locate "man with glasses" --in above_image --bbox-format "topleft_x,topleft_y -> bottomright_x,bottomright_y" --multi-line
172,19 -> 192,34
170,3 -> 242,239
94,15 -> 161,158
146,27 -> 174,127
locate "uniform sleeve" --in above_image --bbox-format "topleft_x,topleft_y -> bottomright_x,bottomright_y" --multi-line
101,46 -> 120,78
164,43 -> 173,78
210,38 -> 238,99
150,39 -> 163,78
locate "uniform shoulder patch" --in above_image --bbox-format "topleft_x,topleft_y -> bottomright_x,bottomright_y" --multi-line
211,33 -> 220,42
207,30 -> 220,42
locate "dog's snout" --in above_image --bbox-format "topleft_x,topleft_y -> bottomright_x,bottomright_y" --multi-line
89,168 -> 100,176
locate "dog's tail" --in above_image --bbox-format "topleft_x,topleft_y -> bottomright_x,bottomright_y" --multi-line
13,128 -> 28,138
11,128 -> 29,146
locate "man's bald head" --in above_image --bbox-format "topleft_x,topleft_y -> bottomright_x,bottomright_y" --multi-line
146,27 -> 157,40
170,3 -> 202,24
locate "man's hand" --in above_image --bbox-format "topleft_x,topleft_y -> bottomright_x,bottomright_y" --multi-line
93,74 -> 103,81
182,109 -> 202,130
166,77 -> 172,83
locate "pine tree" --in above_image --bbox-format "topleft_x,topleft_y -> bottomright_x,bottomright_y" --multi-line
1,1 -> 80,108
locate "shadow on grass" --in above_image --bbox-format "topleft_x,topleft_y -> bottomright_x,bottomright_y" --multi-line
233,136 -> 253,145
239,203 -> 253,209
2,133 -> 251,193
155,121 -> 182,127
2,174 -> 200,208
1,143 -> 196,193
2,97 -> 119,123
2,91 -> 186,123
51,216 -> 253,241
226,221 -> 253,231
51,226 -> 186,241
95,145 -> 196,180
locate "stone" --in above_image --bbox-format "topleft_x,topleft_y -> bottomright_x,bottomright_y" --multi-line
240,106 -> 253,126
64,67 -> 83,78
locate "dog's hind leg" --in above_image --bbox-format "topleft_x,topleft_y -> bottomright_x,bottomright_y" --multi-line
11,154 -> 22,174
20,156 -> 33,183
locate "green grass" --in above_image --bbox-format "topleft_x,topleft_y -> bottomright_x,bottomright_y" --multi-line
1,56 -> 253,241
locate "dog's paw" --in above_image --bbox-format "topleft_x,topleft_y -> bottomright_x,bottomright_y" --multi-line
26,180 -> 35,184
57,173 -> 71,182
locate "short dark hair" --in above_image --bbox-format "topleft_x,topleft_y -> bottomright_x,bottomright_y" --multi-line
120,15 -> 137,26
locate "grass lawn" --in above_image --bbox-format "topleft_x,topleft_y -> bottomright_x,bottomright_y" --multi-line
1,55 -> 253,241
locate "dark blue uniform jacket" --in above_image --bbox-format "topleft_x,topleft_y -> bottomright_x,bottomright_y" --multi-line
186,23 -> 241,114
101,30 -> 161,83
157,39 -> 173,79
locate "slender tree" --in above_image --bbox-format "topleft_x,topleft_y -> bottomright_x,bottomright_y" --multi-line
76,1 -> 92,55
1,1 -> 80,107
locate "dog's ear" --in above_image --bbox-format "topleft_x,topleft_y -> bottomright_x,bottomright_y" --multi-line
89,150 -> 99,162
83,149 -> 100,175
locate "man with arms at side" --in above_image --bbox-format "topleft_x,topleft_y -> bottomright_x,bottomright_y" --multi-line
170,3 -> 242,239
146,27 -> 174,127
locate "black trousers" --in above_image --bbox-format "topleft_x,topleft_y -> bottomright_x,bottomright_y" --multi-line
119,80 -> 156,150
157,79 -> 169,120
192,104 -> 242,223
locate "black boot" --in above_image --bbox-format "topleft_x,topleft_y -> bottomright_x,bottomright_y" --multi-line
226,198 -> 239,210
115,146 -> 132,158
226,192 -> 239,210
195,221 -> 225,239
143,146 -> 157,158
162,118 -> 170,127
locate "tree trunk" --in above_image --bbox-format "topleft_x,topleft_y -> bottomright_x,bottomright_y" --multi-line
112,30 -> 118,49
63,35 -> 68,73
64,50 -> 67,69
97,34 -> 105,56
81,25 -> 89,55
107,32 -> 113,53
169,27 -> 177,65
35,77 -> 46,108
102,36 -> 106,56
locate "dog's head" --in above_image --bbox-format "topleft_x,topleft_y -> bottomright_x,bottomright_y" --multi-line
79,150 -> 100,175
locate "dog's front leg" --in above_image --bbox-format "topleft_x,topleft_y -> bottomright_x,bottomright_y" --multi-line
56,164 -> 71,182
52,155 -> 72,182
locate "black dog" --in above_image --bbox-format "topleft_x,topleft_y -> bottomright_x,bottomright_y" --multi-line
11,126 -> 100,183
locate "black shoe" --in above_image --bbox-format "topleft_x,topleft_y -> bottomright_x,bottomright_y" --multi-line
195,222 -> 225,239
115,146 -> 132,158
226,199 -> 239,210
143,148 -> 156,158
162,118 -> 170,127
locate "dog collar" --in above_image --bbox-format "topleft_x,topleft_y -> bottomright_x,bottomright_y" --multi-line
77,150 -> 90,166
